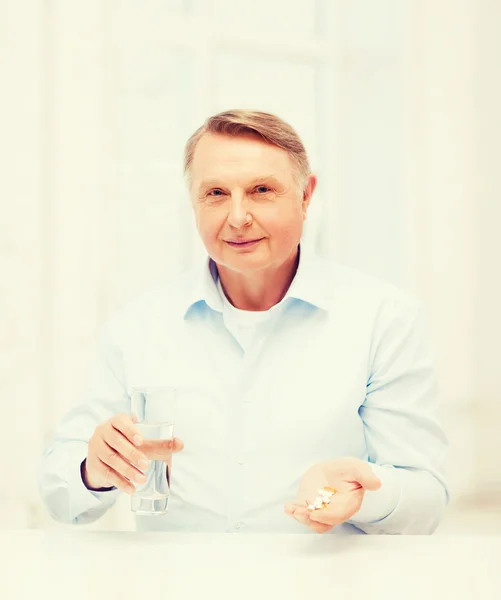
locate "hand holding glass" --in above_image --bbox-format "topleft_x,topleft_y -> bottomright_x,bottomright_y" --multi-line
130,386 -> 178,516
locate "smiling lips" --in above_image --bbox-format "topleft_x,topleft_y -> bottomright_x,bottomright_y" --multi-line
225,238 -> 263,248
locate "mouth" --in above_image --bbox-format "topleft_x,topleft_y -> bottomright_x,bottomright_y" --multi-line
225,238 -> 264,249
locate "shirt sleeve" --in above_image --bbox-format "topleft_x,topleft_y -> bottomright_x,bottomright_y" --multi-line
37,319 -> 129,525
347,292 -> 450,534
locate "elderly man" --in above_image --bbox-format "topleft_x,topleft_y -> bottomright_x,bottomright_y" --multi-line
38,110 -> 449,535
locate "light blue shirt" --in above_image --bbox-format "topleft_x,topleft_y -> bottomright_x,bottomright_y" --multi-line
38,244 -> 449,534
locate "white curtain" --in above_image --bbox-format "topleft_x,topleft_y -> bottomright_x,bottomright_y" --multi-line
1,0 -> 499,530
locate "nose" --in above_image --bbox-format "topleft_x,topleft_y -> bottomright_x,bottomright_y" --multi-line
227,194 -> 252,229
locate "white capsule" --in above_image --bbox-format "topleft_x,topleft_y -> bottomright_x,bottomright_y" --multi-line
307,504 -> 316,511
314,499 -> 324,509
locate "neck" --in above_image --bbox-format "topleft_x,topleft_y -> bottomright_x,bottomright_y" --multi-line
217,247 -> 300,311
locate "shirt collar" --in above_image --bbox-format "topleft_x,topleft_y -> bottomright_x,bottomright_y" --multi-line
183,241 -> 331,319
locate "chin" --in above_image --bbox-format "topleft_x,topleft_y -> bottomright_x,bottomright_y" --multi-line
223,252 -> 269,271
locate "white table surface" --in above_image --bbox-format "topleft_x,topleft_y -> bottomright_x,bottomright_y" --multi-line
2,530 -> 500,600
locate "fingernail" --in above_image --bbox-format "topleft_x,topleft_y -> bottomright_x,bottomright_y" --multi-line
135,473 -> 146,483
133,434 -> 143,445
138,458 -> 149,469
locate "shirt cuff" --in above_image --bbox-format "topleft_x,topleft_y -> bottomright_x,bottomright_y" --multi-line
65,445 -> 121,518
80,459 -> 117,495
348,463 -> 401,524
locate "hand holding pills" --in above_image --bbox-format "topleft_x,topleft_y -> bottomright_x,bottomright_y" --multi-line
284,457 -> 382,534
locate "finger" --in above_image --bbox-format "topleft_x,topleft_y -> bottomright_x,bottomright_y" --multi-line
172,437 -> 184,453
110,413 -> 143,446
352,466 -> 382,491
284,503 -> 332,534
141,437 -> 184,460
308,505 -> 349,527
96,458 -> 136,495
294,511 -> 332,534
96,438 -> 147,487
103,426 -> 149,471
154,437 -> 184,453
308,490 -> 364,526
294,508 -> 338,533
284,501 -> 302,516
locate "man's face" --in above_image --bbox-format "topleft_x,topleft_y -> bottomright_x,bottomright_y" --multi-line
190,132 -> 315,273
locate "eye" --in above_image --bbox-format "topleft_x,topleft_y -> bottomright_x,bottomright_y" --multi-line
207,189 -> 225,197
255,185 -> 271,194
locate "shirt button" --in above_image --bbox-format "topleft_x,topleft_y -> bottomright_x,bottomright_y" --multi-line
235,521 -> 242,529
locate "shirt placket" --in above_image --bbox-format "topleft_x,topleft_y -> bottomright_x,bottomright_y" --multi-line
225,308 -> 285,532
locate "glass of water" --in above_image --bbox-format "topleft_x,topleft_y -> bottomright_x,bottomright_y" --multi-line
130,386 -> 177,516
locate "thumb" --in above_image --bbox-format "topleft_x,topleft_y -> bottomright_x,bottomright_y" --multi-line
354,464 -> 382,491
172,437 -> 184,453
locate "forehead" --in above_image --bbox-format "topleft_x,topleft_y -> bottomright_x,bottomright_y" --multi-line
191,133 -> 295,183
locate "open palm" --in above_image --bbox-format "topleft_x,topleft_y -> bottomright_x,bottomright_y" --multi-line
285,458 -> 381,533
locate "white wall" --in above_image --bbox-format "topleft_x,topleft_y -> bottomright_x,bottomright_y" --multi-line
1,0 -> 499,530
403,0 -> 501,502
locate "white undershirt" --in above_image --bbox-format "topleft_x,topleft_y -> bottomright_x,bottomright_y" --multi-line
216,276 -> 284,352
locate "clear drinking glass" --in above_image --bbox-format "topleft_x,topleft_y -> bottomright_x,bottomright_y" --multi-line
130,386 -> 177,516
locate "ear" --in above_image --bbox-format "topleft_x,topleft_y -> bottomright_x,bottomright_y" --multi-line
301,174 -> 317,219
